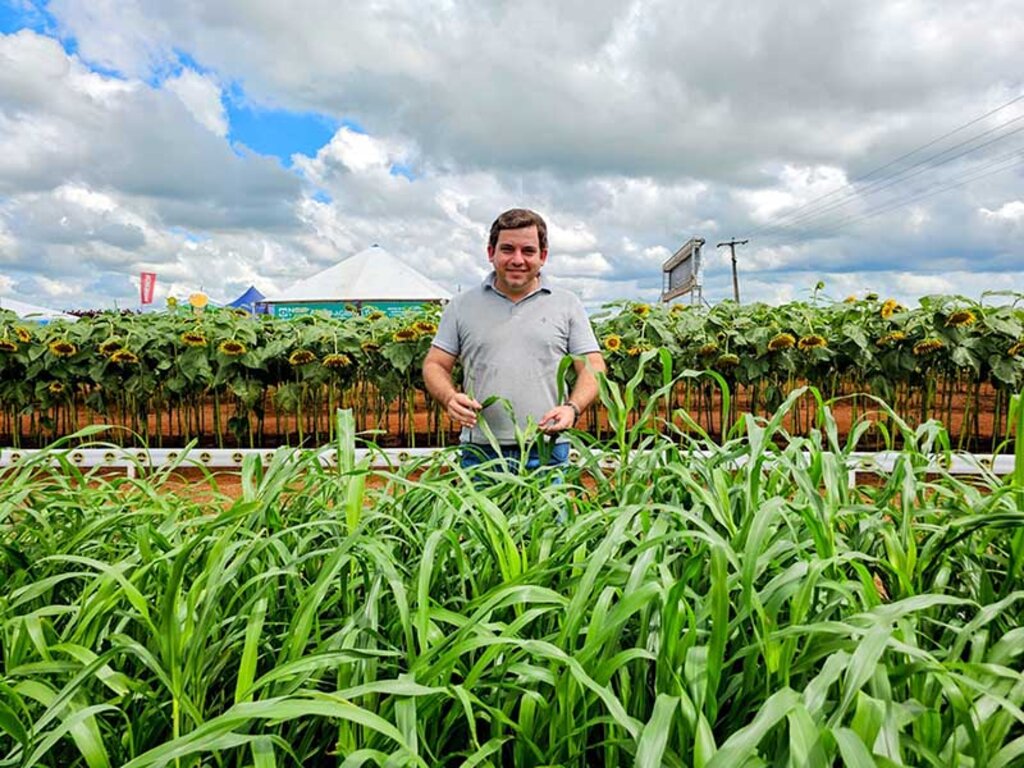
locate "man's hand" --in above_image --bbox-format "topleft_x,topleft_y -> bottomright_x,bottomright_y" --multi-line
446,392 -> 483,428
538,404 -> 577,433
424,347 -> 480,428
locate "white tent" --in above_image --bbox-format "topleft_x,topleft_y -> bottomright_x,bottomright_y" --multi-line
0,297 -> 78,322
262,245 -> 452,304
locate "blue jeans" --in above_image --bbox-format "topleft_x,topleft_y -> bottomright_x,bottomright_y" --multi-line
459,442 -> 570,471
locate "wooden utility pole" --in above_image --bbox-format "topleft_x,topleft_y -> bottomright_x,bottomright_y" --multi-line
717,238 -> 749,303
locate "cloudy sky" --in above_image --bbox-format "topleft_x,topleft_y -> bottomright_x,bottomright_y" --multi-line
1,0 -> 1022,311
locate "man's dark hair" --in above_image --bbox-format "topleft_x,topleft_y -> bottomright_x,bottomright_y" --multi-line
488,208 -> 548,252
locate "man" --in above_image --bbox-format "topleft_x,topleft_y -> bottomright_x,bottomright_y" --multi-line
423,208 -> 606,470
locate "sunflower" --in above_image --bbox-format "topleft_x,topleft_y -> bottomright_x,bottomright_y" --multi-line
1008,341 -> 1024,357
288,349 -> 317,366
413,320 -> 438,335
912,338 -> 945,356
14,326 -> 31,343
367,311 -> 386,321
47,381 -> 66,395
880,299 -> 904,319
626,344 -> 652,357
797,334 -> 827,351
393,328 -> 418,342
669,304 -> 687,314
876,331 -> 907,347
715,353 -> 740,369
98,338 -> 123,357
111,349 -> 140,365
322,353 -> 353,369
0,339 -> 17,353
631,304 -> 651,317
603,335 -> 623,352
166,296 -> 178,308
360,340 -> 381,353
48,340 -> 77,358
181,330 -> 207,347
767,333 -> 795,352
843,295 -> 858,303
697,342 -> 719,357
218,339 -> 247,357
945,309 -> 976,328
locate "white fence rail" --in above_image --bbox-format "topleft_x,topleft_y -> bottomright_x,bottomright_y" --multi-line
0,446 -> 1016,483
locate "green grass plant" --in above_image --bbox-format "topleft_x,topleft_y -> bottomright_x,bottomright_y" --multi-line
1,378 -> 1023,766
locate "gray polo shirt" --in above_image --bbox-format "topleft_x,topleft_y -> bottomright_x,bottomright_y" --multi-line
432,273 -> 600,444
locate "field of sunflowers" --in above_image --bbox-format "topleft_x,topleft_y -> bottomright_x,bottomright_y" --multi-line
1,291 -> 1022,449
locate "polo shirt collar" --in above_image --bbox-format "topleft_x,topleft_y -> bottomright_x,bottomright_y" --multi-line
482,271 -> 551,301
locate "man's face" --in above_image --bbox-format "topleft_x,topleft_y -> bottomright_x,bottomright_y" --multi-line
488,226 -> 548,298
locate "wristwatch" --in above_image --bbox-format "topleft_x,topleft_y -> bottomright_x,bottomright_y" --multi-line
563,400 -> 581,424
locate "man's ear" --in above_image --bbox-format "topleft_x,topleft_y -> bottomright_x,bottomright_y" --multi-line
487,245 -> 496,264
539,249 -> 549,265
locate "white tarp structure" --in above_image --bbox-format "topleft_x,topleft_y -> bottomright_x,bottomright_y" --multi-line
0,297 -> 78,322
262,245 -> 452,304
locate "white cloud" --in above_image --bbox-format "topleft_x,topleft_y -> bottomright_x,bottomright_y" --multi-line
547,251 -> 613,277
301,127 -> 393,175
33,273 -> 82,299
981,200 -> 1024,222
889,272 -> 956,297
48,0 -> 172,77
548,221 -> 599,253
164,68 -> 227,136
2,4 -> 1024,311
739,165 -> 850,224
0,215 -> 15,259
55,184 -> 118,213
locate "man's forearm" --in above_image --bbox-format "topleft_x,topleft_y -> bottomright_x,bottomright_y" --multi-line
423,361 -> 457,407
568,377 -> 599,411
567,353 -> 606,411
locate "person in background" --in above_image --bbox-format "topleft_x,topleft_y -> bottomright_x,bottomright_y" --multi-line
423,208 -> 606,470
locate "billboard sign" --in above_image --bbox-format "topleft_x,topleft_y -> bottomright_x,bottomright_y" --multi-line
270,301 -> 433,319
661,238 -> 704,303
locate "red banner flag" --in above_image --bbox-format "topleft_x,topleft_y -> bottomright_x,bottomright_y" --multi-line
140,272 -> 156,304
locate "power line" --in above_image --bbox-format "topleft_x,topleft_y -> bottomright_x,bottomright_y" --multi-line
747,91 -> 1024,239
749,91 -> 1024,236
838,93 -> 1024,183
795,151 -> 1024,238
820,154 -> 1024,234
787,141 -> 1024,240
758,111 -> 1024,237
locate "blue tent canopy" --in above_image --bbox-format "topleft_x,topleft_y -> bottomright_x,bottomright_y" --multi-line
227,286 -> 268,313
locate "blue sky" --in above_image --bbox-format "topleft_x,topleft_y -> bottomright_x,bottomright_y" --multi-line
0,1 -> 51,35
0,0 -> 1022,310
225,99 -> 341,165
1,2 -> 343,166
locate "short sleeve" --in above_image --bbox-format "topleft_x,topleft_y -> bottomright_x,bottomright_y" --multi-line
431,300 -> 460,356
567,298 -> 600,355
